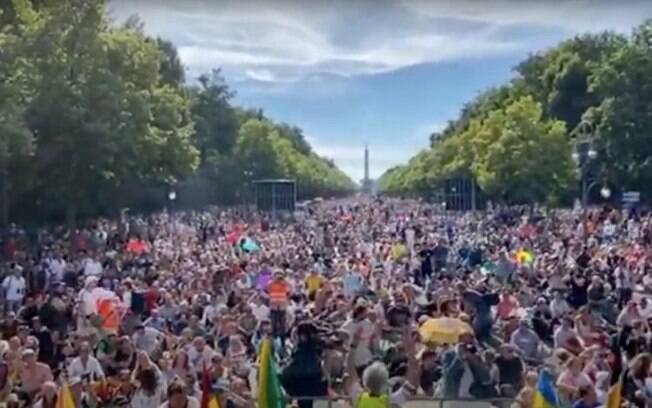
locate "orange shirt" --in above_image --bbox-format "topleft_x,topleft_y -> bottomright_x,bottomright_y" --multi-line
267,280 -> 289,308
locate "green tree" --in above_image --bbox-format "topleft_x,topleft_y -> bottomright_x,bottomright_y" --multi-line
585,21 -> 652,195
0,0 -> 38,225
156,37 -> 185,87
515,33 -> 626,130
20,0 -> 198,224
234,119 -> 284,179
276,123 -> 312,155
191,70 -> 239,161
469,96 -> 574,203
0,0 -> 354,223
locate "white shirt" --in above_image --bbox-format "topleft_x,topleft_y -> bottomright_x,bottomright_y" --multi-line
343,319 -> 375,367
48,259 -> 66,283
252,304 -> 270,322
602,222 -> 616,238
131,386 -> 165,408
2,275 -> 26,301
67,356 -> 105,379
132,328 -> 163,355
553,326 -> 578,349
550,298 -> 571,319
639,303 -> 652,320
79,288 -> 98,316
83,259 -> 103,276
201,304 -> 220,326
186,345 -> 215,370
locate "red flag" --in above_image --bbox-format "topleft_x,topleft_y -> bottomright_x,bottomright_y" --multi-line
200,363 -> 219,408
201,362 -> 211,408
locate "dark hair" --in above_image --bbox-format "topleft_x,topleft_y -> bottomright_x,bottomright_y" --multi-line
353,305 -> 367,319
138,368 -> 159,396
167,380 -> 187,399
578,384 -> 592,398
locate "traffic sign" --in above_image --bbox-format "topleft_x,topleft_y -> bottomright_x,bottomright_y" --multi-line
622,191 -> 640,203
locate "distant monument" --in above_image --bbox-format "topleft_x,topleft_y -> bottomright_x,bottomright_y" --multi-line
360,144 -> 374,194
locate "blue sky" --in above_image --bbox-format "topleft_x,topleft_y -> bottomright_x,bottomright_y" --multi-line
109,0 -> 652,181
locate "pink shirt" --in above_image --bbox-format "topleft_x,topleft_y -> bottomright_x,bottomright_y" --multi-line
496,296 -> 519,320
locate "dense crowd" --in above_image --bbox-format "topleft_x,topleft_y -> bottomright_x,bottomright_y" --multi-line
1,198 -> 652,408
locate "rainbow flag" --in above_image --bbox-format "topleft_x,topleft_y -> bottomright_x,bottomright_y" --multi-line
56,383 -> 75,408
532,370 -> 558,408
257,338 -> 285,408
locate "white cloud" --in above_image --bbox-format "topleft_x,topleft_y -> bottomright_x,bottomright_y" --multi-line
108,0 -> 652,85
245,69 -> 277,82
402,0 -> 652,33
106,0 -> 652,179
108,0 -> 528,84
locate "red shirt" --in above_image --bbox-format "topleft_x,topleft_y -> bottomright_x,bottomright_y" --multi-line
143,289 -> 159,312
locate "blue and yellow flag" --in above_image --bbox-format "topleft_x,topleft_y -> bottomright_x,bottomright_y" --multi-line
532,370 -> 558,408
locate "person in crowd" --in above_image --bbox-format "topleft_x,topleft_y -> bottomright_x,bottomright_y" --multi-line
495,344 -> 524,397
553,316 -> 583,355
556,356 -> 594,403
266,271 -> 290,342
131,366 -> 166,408
19,348 -> 53,401
32,381 -> 58,408
160,380 -> 200,408
2,264 -> 26,313
510,319 -> 545,363
68,341 -> 105,380
5,197 -> 652,408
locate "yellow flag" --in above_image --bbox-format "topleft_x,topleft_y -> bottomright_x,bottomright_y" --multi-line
208,395 -> 220,408
56,383 -> 75,408
606,377 -> 622,408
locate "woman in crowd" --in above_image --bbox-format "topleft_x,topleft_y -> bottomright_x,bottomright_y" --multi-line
131,367 -> 166,408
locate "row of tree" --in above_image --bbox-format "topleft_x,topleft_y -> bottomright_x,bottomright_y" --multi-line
379,21 -> 652,205
0,0 -> 355,226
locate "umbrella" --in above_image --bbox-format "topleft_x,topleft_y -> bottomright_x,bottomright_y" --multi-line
419,317 -> 473,344
516,249 -> 534,265
480,261 -> 495,276
391,244 -> 407,260
241,237 -> 259,252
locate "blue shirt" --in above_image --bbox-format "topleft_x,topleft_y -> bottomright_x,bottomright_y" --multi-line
343,272 -> 363,298
572,400 -> 599,408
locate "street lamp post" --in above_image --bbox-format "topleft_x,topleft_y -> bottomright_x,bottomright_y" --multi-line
167,190 -> 177,212
572,122 -> 614,242
572,122 -> 599,208
243,170 -> 253,209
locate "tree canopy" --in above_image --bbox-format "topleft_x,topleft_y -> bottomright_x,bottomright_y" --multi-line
0,0 -> 354,225
380,24 -> 652,204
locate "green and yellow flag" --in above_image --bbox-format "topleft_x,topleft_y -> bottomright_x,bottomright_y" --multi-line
257,338 -> 285,408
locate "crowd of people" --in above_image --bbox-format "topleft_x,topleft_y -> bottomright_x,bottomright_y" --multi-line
1,198 -> 652,408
